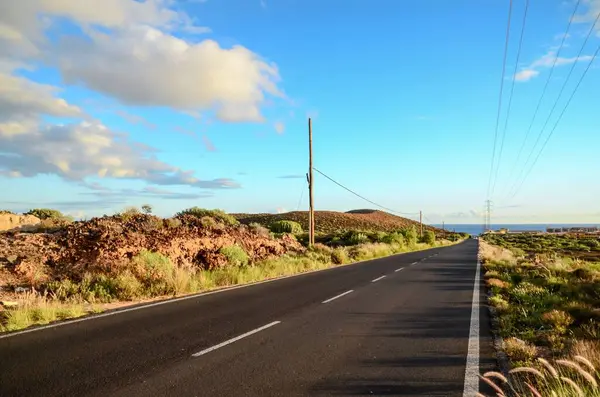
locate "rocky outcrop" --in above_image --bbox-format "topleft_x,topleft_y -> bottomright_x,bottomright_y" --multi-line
0,214 -> 304,287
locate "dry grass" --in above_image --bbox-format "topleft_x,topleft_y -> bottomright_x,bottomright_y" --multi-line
480,354 -> 600,397
479,240 -> 515,263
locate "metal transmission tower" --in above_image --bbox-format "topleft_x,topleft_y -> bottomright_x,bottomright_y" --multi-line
484,200 -> 493,233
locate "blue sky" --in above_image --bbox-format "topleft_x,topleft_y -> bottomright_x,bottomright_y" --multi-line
0,0 -> 599,224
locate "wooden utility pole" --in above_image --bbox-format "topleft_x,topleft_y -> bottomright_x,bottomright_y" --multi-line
308,118 -> 315,247
419,210 -> 423,238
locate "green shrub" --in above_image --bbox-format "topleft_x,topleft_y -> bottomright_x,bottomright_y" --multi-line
176,207 -> 239,226
331,248 -> 348,264
24,208 -> 64,220
269,220 -> 303,234
132,250 -> 176,296
400,226 -> 418,245
382,232 -> 405,246
345,231 -> 369,245
220,245 -> 249,267
422,230 -> 435,245
119,206 -> 140,220
200,216 -> 217,229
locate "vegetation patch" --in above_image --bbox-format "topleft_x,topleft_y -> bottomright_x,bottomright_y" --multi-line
480,235 -> 600,396
176,207 -> 239,226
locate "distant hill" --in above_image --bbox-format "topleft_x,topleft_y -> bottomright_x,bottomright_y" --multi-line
233,209 -> 442,234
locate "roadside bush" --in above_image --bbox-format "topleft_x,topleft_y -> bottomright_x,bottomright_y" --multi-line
346,231 -> 369,245
400,226 -> 418,246
220,245 -> 249,267
369,231 -> 388,243
542,310 -> 574,334
331,247 -> 348,264
24,208 -> 64,220
382,232 -> 405,246
422,230 -> 435,245
269,220 -> 303,234
176,207 -> 239,226
503,337 -> 537,364
132,250 -> 177,296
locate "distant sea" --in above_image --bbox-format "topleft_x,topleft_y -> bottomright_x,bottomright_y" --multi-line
432,224 -> 600,236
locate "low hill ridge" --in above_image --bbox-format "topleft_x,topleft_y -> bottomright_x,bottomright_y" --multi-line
234,209 -> 441,234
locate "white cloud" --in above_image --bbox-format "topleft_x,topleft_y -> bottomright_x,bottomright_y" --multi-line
274,121 -> 285,134
514,69 -> 540,82
0,72 -> 82,122
514,49 -> 593,82
0,119 -> 239,188
1,1 -> 281,123
55,26 -> 282,122
574,0 -> 600,28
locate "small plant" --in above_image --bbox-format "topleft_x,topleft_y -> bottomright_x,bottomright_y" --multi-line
542,310 -> 574,334
331,247 -> 348,264
119,206 -> 140,221
23,208 -> 64,220
504,337 -> 538,363
200,216 -> 217,229
219,245 -> 249,267
400,226 -> 418,245
141,204 -> 153,214
422,230 -> 435,245
486,278 -> 509,289
176,207 -> 239,226
346,231 -> 369,245
382,232 -> 405,246
269,220 -> 303,234
249,222 -> 270,237
165,218 -> 182,229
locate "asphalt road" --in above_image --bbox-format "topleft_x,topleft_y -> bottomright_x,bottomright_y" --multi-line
0,240 -> 494,396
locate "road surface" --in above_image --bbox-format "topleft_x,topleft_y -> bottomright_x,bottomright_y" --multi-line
0,240 -> 494,396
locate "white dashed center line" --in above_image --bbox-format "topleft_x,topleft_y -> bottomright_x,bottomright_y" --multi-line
192,321 -> 281,357
322,290 -> 354,304
395,267 -> 404,272
371,275 -> 386,283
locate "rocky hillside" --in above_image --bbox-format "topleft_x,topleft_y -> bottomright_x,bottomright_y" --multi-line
234,209 -> 442,234
0,214 -> 302,289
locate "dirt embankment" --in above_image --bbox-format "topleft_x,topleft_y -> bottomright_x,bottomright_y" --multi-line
0,214 -> 303,289
234,209 -> 441,234
0,214 -> 40,232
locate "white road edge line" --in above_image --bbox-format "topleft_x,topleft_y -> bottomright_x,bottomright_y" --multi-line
371,275 -> 386,283
322,290 -> 354,304
192,321 -> 281,357
462,261 -> 481,396
0,244 -> 447,340
394,267 -> 404,272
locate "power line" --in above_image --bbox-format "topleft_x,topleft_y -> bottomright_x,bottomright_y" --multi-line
504,0 -> 581,192
487,0 -> 514,199
296,180 -> 306,211
507,42 -> 599,202
505,10 -> 600,201
312,167 -> 419,217
491,0 -> 530,197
